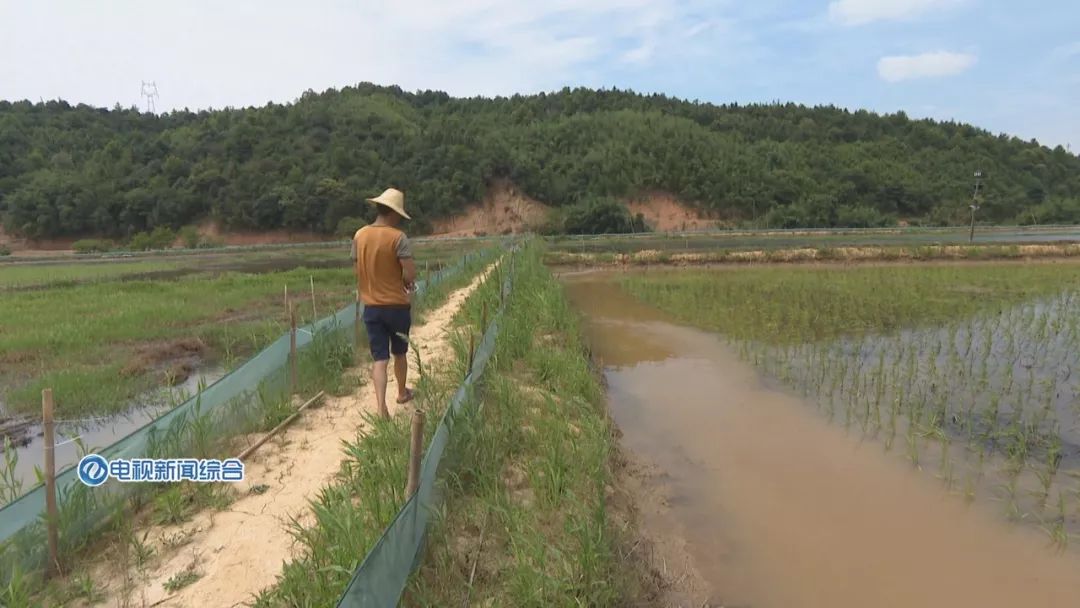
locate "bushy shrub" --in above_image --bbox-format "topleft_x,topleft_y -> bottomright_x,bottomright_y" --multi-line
335,216 -> 366,238
178,225 -> 201,249
72,239 -> 112,254
128,226 -> 176,251
561,197 -> 649,235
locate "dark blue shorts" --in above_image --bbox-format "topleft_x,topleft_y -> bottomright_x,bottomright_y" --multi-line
362,305 -> 412,361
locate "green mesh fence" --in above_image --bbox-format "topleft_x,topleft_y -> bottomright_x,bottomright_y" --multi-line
335,245 -> 519,608
0,245 -> 499,586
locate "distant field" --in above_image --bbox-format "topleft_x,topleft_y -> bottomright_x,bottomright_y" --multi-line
545,226 -> 1080,257
0,238 -> 486,290
0,239 -> 483,419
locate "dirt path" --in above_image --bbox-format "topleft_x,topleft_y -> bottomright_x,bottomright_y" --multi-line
93,267 -> 492,608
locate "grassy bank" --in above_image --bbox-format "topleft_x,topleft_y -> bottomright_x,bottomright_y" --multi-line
545,242 -> 1080,267
249,255 -> 505,607
619,262 -> 1080,546
249,244 -> 630,607
3,323 -> 357,605
407,245 -> 627,606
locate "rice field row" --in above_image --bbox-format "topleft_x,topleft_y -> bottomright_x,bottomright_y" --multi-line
620,262 -> 1080,544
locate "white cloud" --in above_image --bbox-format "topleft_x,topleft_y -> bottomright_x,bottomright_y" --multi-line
828,0 -> 964,25
339,0 -> 725,96
1051,41 -> 1080,60
876,51 -> 977,82
2,0 -> 736,110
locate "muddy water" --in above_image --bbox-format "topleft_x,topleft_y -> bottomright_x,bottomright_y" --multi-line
1,367 -> 225,498
565,277 -> 1080,608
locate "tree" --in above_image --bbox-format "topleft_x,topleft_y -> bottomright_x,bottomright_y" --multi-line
1,84 -> 1078,238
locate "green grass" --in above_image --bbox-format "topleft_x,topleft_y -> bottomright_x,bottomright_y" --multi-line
249,257 -> 504,607
250,243 -> 627,607
0,260 -> 183,289
0,239 -> 492,418
620,263 -> 1080,344
408,244 -> 624,606
0,266 -> 354,417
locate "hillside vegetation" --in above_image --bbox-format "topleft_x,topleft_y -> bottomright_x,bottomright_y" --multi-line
2,83 -> 1079,239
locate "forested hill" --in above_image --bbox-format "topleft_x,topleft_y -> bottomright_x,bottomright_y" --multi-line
2,83 -> 1079,239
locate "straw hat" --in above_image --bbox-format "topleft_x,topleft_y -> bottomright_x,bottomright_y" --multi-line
366,187 -> 411,220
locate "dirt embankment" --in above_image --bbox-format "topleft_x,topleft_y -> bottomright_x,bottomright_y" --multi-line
430,179 -> 551,237
428,182 -> 719,237
194,221 -> 334,247
548,243 -> 1080,268
624,192 -> 724,232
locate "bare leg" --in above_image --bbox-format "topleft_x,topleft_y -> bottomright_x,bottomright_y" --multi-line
393,354 -> 409,402
373,359 -> 389,419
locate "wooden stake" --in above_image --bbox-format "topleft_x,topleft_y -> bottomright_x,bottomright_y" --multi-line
310,276 -> 317,319
496,262 -> 503,304
405,409 -> 425,498
481,301 -> 488,332
466,332 -> 475,379
283,284 -> 288,318
289,303 -> 298,395
42,388 -> 60,578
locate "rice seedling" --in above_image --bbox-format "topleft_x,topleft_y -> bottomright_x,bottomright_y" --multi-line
620,261 -> 1080,539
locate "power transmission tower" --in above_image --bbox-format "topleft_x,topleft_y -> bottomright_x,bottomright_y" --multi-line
140,81 -> 159,113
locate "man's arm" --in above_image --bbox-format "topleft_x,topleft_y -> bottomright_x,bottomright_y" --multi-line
397,234 -> 417,289
350,237 -> 360,296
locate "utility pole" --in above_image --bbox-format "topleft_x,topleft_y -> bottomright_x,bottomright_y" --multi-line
140,81 -> 159,113
969,170 -> 982,243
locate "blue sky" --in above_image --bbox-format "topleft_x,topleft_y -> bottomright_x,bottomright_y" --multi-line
3,0 -> 1079,149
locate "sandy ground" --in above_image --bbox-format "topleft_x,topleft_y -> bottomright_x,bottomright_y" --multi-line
89,267 -> 492,608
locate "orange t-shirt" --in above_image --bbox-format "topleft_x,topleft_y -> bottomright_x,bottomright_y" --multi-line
352,225 -> 412,307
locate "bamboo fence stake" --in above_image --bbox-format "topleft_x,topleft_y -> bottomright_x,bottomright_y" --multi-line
289,303 -> 298,395
42,388 -> 60,578
405,409 -> 425,497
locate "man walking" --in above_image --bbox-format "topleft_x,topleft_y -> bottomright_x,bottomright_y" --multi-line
351,187 -> 417,418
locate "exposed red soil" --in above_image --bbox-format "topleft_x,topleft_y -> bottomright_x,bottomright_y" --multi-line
624,192 -> 724,232
195,221 -> 336,246
430,179 -> 551,237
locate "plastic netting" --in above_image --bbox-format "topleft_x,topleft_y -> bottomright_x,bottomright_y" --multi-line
335,246 -> 519,608
0,245 -> 499,584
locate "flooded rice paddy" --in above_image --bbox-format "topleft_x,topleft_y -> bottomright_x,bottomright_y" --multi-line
565,269 -> 1080,607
